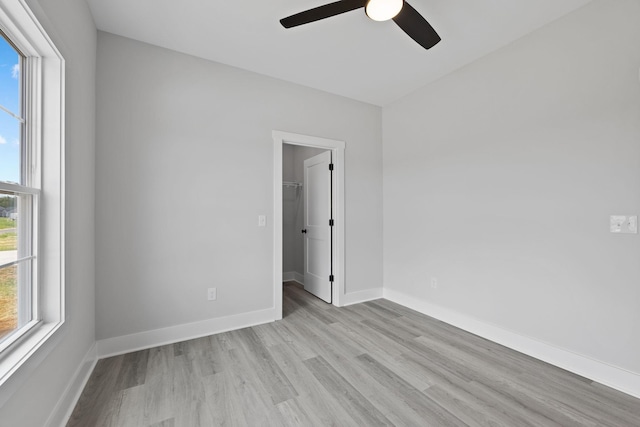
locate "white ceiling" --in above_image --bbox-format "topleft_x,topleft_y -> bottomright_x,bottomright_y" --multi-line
86,0 -> 593,106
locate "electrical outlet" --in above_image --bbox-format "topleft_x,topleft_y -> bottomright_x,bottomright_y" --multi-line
610,215 -> 638,234
207,287 -> 217,301
430,277 -> 438,289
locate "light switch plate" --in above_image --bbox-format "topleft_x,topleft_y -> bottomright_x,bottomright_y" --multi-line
258,215 -> 266,227
610,215 -> 638,234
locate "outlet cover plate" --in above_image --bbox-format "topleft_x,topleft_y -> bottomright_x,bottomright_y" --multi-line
610,215 -> 638,234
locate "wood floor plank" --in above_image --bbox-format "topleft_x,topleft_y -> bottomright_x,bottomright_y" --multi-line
142,346 -> 175,425
409,320 -> 532,379
114,350 -> 149,391
252,322 -> 286,348
145,345 -> 173,377
411,319 -> 591,390
414,329 -> 621,427
404,340 -> 599,427
363,299 -> 409,319
266,343 -> 325,396
464,374 -> 601,427
403,346 -> 586,426
171,353 -> 209,425
284,281 -> 333,311
109,384 -> 146,427
275,398 -> 316,427
201,371 -> 249,427
268,343 -> 360,427
514,370 -> 640,426
355,353 -> 467,426
269,319 -> 318,361
284,294 -> 338,325
424,383 -> 558,427
303,355 -> 395,426
324,304 -> 367,323
67,355 -> 124,427
172,399 -> 215,427
147,419 -> 175,427
304,339 -> 435,426
342,301 -> 402,324
69,284 -> 640,427
181,336 -> 218,377
229,328 -> 299,405
591,382 -> 640,417
287,311 -> 365,359
330,316 -> 406,356
370,298 -> 437,320
329,321 -> 433,390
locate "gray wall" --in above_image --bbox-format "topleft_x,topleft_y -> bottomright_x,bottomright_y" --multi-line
282,144 -> 298,274
383,0 -> 640,374
95,32 -> 383,340
0,0 -> 96,425
282,144 -> 327,276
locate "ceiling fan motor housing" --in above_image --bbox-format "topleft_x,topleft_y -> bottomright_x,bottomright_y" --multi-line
365,0 -> 404,22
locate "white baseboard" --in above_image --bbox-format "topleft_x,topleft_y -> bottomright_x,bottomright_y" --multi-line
341,287 -> 383,306
96,307 -> 277,358
383,289 -> 640,399
283,271 -> 295,282
46,342 -> 97,427
283,271 -> 304,284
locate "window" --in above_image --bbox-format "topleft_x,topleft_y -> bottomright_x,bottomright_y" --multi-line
0,0 -> 64,392
0,30 -> 38,352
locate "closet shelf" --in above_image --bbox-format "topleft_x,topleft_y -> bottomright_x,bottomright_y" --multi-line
283,181 -> 302,188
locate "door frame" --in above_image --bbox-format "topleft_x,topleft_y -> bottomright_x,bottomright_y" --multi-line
272,130 -> 345,320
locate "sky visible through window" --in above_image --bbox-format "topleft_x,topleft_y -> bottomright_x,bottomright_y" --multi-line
0,34 -> 21,184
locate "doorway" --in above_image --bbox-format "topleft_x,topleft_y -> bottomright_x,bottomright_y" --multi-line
283,146 -> 331,302
272,131 -> 345,320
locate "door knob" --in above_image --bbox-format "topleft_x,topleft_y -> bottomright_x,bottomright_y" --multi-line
301,229 -> 307,233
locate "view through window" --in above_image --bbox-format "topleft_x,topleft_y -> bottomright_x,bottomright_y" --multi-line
0,32 -> 27,344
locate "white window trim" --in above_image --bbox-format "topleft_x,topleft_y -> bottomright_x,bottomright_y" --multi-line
0,0 -> 65,402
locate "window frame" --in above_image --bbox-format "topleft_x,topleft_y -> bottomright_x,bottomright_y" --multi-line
0,0 -> 65,397
0,33 -> 40,354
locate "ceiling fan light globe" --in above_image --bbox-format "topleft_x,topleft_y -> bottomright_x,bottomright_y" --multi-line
365,0 -> 403,21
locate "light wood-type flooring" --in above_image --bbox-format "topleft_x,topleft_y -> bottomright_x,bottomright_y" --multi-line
68,282 -> 640,426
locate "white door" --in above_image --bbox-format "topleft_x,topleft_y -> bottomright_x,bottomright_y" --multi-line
303,151 -> 332,303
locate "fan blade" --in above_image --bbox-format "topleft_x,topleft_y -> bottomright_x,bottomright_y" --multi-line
280,0 -> 367,28
392,2 -> 441,50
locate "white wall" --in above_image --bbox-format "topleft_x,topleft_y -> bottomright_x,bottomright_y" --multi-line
283,144 -> 327,277
95,32 -> 382,341
383,0 -> 640,377
0,0 -> 96,425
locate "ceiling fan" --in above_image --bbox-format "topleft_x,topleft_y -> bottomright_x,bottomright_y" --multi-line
280,0 -> 441,50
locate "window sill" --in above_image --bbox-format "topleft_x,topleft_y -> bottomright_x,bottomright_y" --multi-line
0,319 -> 64,407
